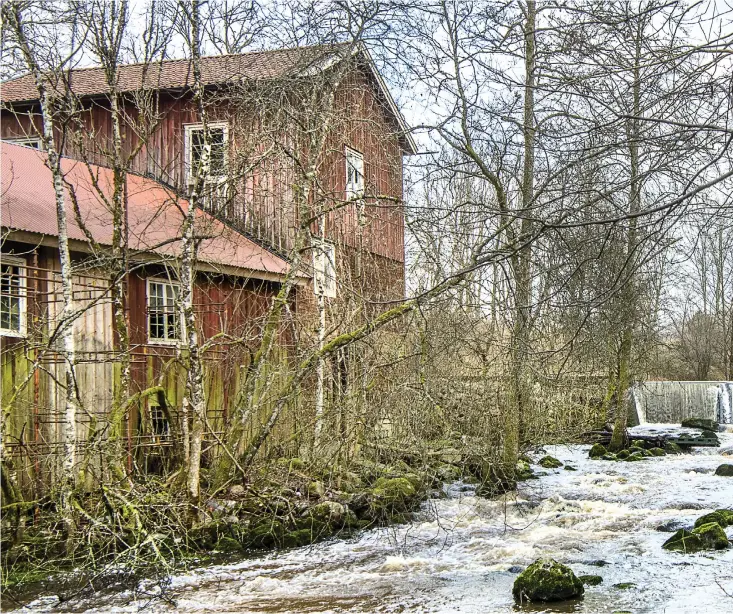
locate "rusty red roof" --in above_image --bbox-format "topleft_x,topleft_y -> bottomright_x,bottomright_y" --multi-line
0,43 -> 416,154
0,45 -> 348,104
1,141 -> 292,278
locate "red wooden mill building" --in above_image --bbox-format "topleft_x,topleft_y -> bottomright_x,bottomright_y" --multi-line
0,43 -> 415,482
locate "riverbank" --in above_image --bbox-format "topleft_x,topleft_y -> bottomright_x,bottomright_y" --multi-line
9,427 -> 733,613
2,444 -> 504,609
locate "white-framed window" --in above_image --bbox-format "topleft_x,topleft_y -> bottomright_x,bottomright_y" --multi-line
147,278 -> 180,344
312,239 -> 336,298
2,136 -> 43,150
0,256 -> 26,337
184,122 -> 229,184
345,147 -> 364,200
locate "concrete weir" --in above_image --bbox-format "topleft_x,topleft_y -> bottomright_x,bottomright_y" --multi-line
630,381 -> 733,426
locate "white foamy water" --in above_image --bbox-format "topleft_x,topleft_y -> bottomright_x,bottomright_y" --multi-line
18,432 -> 733,614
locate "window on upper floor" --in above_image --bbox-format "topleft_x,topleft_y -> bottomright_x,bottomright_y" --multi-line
312,239 -> 337,298
1,256 -> 26,337
345,147 -> 364,200
3,136 -> 43,150
184,122 -> 229,184
147,278 -> 180,344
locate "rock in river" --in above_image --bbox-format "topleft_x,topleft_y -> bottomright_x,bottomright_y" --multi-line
538,456 -> 563,469
715,464 -> 733,476
512,558 -> 584,603
662,523 -> 730,553
681,418 -> 719,431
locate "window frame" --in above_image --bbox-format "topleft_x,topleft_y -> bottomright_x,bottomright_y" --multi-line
183,122 -> 229,185
312,239 -> 337,299
146,277 -> 181,345
345,147 -> 365,200
0,255 -> 27,338
2,136 -> 43,150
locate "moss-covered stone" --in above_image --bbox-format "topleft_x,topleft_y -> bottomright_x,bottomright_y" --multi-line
564,465 -> 577,471
665,441 -> 683,454
662,523 -> 729,553
625,451 -> 644,462
589,443 -> 607,459
247,519 -> 286,548
681,418 -> 718,431
578,574 -> 603,586
641,449 -> 654,457
538,456 -> 563,469
282,529 -> 314,548
616,449 -> 630,460
512,558 -> 584,603
715,464 -> 733,477
693,510 -> 733,529
601,453 -> 618,461
516,460 -> 536,481
630,440 -> 645,450
214,536 -> 243,553
691,522 -> 730,550
613,583 -> 636,590
650,447 -> 666,456
662,528 -> 704,553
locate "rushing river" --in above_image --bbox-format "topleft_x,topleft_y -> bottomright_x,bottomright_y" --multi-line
18,426 -> 733,614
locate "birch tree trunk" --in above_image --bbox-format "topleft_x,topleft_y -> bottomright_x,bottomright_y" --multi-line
3,0 -> 80,544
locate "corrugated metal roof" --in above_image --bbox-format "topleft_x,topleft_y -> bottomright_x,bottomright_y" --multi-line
1,141 -> 292,278
0,45 -> 348,104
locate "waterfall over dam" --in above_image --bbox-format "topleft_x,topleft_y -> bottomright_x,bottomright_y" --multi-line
630,381 -> 733,426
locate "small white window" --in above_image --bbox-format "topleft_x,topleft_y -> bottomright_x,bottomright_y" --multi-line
147,279 -> 180,344
0,256 -> 26,337
184,122 -> 229,184
345,147 -> 364,200
3,137 -> 43,150
312,239 -> 336,298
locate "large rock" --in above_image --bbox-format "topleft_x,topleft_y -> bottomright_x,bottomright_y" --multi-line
694,510 -> 733,529
538,456 -> 563,469
692,522 -> 730,550
512,558 -> 584,603
589,443 -> 607,459
662,523 -> 730,553
715,464 -> 733,476
681,418 -> 719,431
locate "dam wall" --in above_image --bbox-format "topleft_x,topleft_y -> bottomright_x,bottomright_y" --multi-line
630,381 -> 733,426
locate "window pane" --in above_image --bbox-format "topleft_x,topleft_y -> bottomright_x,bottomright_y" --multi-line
0,263 -> 22,332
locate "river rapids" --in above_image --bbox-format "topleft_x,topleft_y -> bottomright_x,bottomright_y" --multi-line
18,427 -> 733,614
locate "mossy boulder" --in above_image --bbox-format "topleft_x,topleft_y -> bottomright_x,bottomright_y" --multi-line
578,574 -> 603,586
692,522 -> 730,550
247,519 -> 286,548
714,464 -> 733,476
630,440 -> 645,450
516,460 -> 536,481
538,456 -> 563,469
214,536 -> 243,553
664,441 -> 683,454
613,583 -> 637,590
512,558 -> 584,603
663,528 -> 704,552
663,523 -> 730,553
589,443 -> 607,459
694,510 -> 733,529
564,465 -> 577,471
616,449 -> 630,460
625,451 -> 644,462
681,418 -> 718,431
371,477 -> 417,514
602,453 -> 618,461
650,447 -> 666,456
